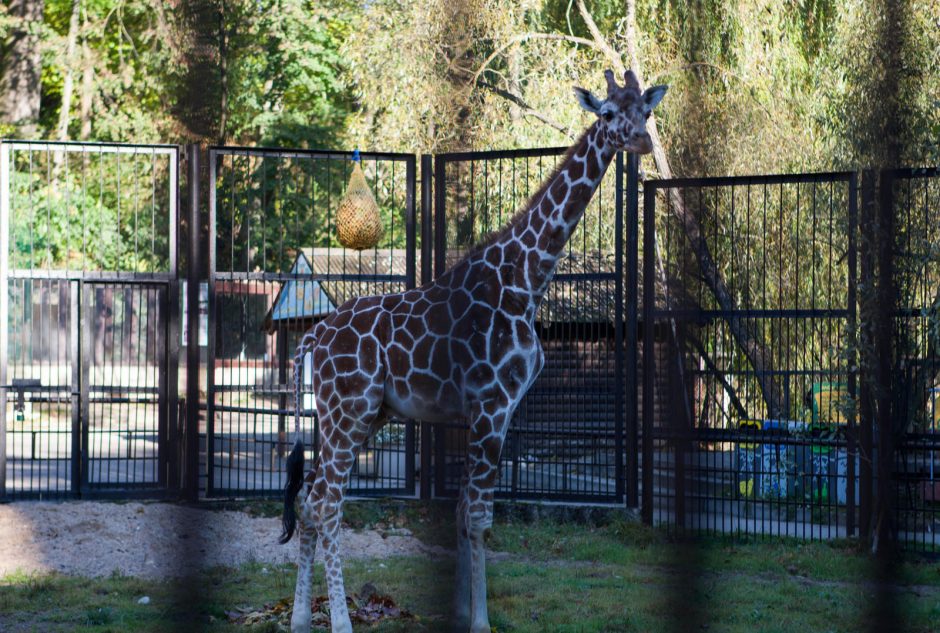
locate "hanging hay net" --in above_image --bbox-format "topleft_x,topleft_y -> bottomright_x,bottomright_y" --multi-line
336,161 -> 383,250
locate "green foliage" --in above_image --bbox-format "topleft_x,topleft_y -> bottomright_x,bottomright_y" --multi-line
221,0 -> 355,147
6,149 -> 173,272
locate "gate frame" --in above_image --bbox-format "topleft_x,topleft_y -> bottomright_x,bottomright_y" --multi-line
0,140 -> 180,500
428,147 -> 638,504
640,170 -> 859,529
205,145 -> 419,498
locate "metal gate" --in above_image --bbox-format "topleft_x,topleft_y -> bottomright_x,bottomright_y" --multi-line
0,141 -> 179,499
641,172 -> 858,536
206,147 -> 417,497
430,148 -> 635,503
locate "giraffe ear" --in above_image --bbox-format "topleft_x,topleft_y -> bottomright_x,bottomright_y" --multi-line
574,87 -> 603,114
642,84 -> 668,114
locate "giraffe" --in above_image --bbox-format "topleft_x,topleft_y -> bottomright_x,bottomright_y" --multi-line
279,69 -> 667,633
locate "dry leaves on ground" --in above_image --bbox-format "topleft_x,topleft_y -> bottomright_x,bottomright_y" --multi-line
226,583 -> 414,629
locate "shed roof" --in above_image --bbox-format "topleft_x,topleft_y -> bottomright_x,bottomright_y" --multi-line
264,246 -> 658,332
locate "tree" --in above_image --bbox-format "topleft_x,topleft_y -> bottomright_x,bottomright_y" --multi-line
1,0 -> 44,136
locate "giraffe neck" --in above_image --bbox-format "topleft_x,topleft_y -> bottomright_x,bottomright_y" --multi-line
496,123 -> 615,306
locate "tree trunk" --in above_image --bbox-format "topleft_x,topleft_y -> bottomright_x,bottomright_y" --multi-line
218,2 -> 228,144
1,0 -> 45,136
591,0 -> 787,417
79,28 -> 92,140
56,0 -> 81,140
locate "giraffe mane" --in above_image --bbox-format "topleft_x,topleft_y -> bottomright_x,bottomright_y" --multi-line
454,125 -> 596,263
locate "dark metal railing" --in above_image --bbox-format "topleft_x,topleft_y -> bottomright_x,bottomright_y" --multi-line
0,138 -> 935,553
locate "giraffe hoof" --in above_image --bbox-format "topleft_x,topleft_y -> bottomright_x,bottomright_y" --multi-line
290,609 -> 310,633
331,616 -> 354,633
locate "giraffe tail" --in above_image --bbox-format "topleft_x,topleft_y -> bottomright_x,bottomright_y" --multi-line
279,344 -> 308,544
279,438 -> 305,544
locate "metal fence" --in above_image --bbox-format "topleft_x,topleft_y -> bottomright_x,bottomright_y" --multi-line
884,168 -> 940,551
0,139 -> 936,552
642,169 -> 940,552
1,141 -> 179,499
205,147 -> 417,497
429,149 -> 635,503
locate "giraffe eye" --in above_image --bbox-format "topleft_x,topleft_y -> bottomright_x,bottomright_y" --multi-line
602,111 -> 614,122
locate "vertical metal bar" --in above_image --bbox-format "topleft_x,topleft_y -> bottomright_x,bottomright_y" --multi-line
846,173 -> 858,537
80,284 -> 91,496
404,416 -> 416,496
625,153 -> 639,507
277,327 -> 288,460
185,144 -> 201,500
642,183 -> 657,524
433,156 -> 448,497
405,156 -> 417,290
859,170 -> 875,540
206,147 -> 217,497
405,155 -> 419,495
419,154 -> 433,499
874,169 -> 896,551
157,285 -> 169,489
165,149 -> 181,493
614,152 -> 626,503
70,281 -> 81,496
433,156 -> 447,279
0,142 -> 9,499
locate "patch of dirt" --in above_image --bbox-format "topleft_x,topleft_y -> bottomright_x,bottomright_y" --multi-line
0,501 -> 449,579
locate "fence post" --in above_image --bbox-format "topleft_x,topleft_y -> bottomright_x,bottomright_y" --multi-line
846,172 -> 858,538
185,144 -> 202,501
0,143 -> 9,500
873,169 -> 898,553
405,155 -> 418,495
419,154 -> 433,500
614,152 -> 626,504
858,169 -> 876,541
641,183 -> 657,524
624,153 -> 640,507
165,148 -> 181,493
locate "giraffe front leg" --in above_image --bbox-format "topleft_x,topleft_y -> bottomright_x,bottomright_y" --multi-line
462,409 -> 511,633
453,483 -> 472,631
290,500 -> 317,633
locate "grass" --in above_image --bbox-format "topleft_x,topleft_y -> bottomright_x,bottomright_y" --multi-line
1,499 -> 939,632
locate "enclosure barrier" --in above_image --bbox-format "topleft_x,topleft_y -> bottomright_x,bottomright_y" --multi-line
1,141 -> 179,499
1,139 -> 937,551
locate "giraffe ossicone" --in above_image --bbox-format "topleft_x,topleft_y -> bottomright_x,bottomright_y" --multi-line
279,69 -> 667,633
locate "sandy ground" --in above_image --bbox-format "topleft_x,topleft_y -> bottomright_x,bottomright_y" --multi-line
0,501 -> 447,579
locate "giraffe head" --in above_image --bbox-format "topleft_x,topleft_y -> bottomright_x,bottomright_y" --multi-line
574,70 -> 667,154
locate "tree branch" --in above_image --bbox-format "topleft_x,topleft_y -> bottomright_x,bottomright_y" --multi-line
471,32 -> 597,89
476,79 -> 575,138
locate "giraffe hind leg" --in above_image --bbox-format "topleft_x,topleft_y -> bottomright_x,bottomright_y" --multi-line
290,467 -> 319,633
315,407 -> 385,633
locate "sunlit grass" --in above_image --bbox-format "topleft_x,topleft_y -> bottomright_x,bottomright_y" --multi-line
1,501 -> 938,632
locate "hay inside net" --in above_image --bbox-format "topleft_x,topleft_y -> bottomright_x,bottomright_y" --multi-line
336,161 -> 383,250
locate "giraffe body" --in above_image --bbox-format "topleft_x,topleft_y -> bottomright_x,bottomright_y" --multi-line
281,70 -> 667,633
